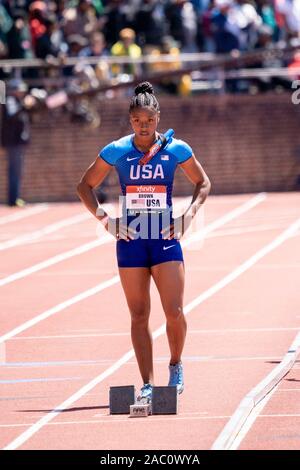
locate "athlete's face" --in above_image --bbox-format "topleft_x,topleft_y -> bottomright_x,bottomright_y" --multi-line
129,108 -> 160,139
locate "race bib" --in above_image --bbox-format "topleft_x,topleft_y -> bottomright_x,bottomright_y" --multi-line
126,185 -> 167,210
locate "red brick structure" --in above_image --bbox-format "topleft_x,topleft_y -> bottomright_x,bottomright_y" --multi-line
0,94 -> 299,203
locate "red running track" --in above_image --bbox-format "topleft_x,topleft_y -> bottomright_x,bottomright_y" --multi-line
0,193 -> 299,450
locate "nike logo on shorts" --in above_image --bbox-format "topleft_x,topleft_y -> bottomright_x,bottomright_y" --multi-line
127,156 -> 140,161
163,245 -> 176,250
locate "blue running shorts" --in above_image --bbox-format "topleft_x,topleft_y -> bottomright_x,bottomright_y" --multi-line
116,238 -> 184,268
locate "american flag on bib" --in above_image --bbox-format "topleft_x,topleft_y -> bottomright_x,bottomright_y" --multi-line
161,155 -> 169,161
132,199 -> 145,205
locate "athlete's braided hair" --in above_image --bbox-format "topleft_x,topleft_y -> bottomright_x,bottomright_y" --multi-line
129,81 -> 160,113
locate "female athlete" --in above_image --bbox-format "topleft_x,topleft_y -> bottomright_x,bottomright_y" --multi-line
77,81 -> 211,401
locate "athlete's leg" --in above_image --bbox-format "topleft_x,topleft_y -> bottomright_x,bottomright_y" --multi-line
119,267 -> 153,385
150,261 -> 186,364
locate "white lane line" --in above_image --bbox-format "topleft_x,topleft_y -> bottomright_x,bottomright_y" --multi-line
188,264 -> 300,272
0,415 -> 232,429
0,377 -> 83,384
189,326 -> 300,334
10,326 -> 300,341
93,410 -> 209,418
0,192 -> 265,289
0,355 -> 283,370
181,193 -> 266,248
259,413 -> 300,416
223,213 -> 300,226
0,424 -> 41,429
0,276 -> 120,345
182,217 -> 300,317
0,235 -> 112,287
211,330 -> 300,450
205,224 -> 289,239
0,212 -> 92,251
0,193 -> 266,341
3,216 -> 300,450
0,205 -> 49,226
189,327 -> 300,334
12,332 -> 129,340
1,359 -> 106,368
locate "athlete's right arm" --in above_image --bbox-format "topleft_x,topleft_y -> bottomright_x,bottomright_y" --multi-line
77,157 -> 136,241
77,157 -> 111,222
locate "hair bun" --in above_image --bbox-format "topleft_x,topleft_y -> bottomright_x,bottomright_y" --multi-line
134,81 -> 154,96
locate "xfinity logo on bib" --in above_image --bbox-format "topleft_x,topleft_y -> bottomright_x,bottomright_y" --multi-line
137,186 -> 155,192
130,164 -> 164,180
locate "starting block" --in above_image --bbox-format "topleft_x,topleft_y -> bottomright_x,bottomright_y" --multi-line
152,386 -> 177,415
109,385 -> 135,414
109,385 -> 178,417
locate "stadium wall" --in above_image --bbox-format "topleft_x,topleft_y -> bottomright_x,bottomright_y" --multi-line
0,94 -> 300,203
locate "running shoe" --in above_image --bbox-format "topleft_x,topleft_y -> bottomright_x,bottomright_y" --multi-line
168,361 -> 184,394
138,383 -> 153,402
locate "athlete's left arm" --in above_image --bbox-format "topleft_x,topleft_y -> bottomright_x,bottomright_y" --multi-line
161,154 -> 211,240
180,154 -> 211,219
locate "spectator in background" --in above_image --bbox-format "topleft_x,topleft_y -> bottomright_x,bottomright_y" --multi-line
35,14 -> 64,58
254,22 -> 277,49
79,31 -> 108,57
63,33 -> 89,75
54,0 -> 69,23
134,0 -> 167,47
165,0 -> 199,52
201,0 -> 217,52
102,0 -> 129,47
144,35 -> 191,95
211,0 -> 246,92
28,1 -> 48,53
0,2 -> 13,44
80,31 -> 111,82
211,0 -> 263,53
191,0 -> 205,13
0,79 -> 36,207
0,38 -> 7,63
67,33 -> 89,57
63,0 -> 99,39
255,0 -> 279,41
211,0 -> 241,53
230,0 -> 262,50
111,27 -> 142,76
6,9 -> 33,60
275,0 -> 300,39
250,23 -> 285,91
0,3 -> 11,77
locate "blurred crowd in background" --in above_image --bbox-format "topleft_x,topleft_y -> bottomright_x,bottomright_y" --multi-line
0,1 -> 299,73
0,0 -> 299,59
0,0 -> 300,98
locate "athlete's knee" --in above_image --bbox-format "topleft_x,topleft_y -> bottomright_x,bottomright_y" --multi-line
130,305 -> 150,325
165,305 -> 185,323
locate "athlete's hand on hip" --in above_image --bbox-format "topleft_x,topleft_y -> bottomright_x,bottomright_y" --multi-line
161,212 -> 193,240
106,217 -> 136,242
